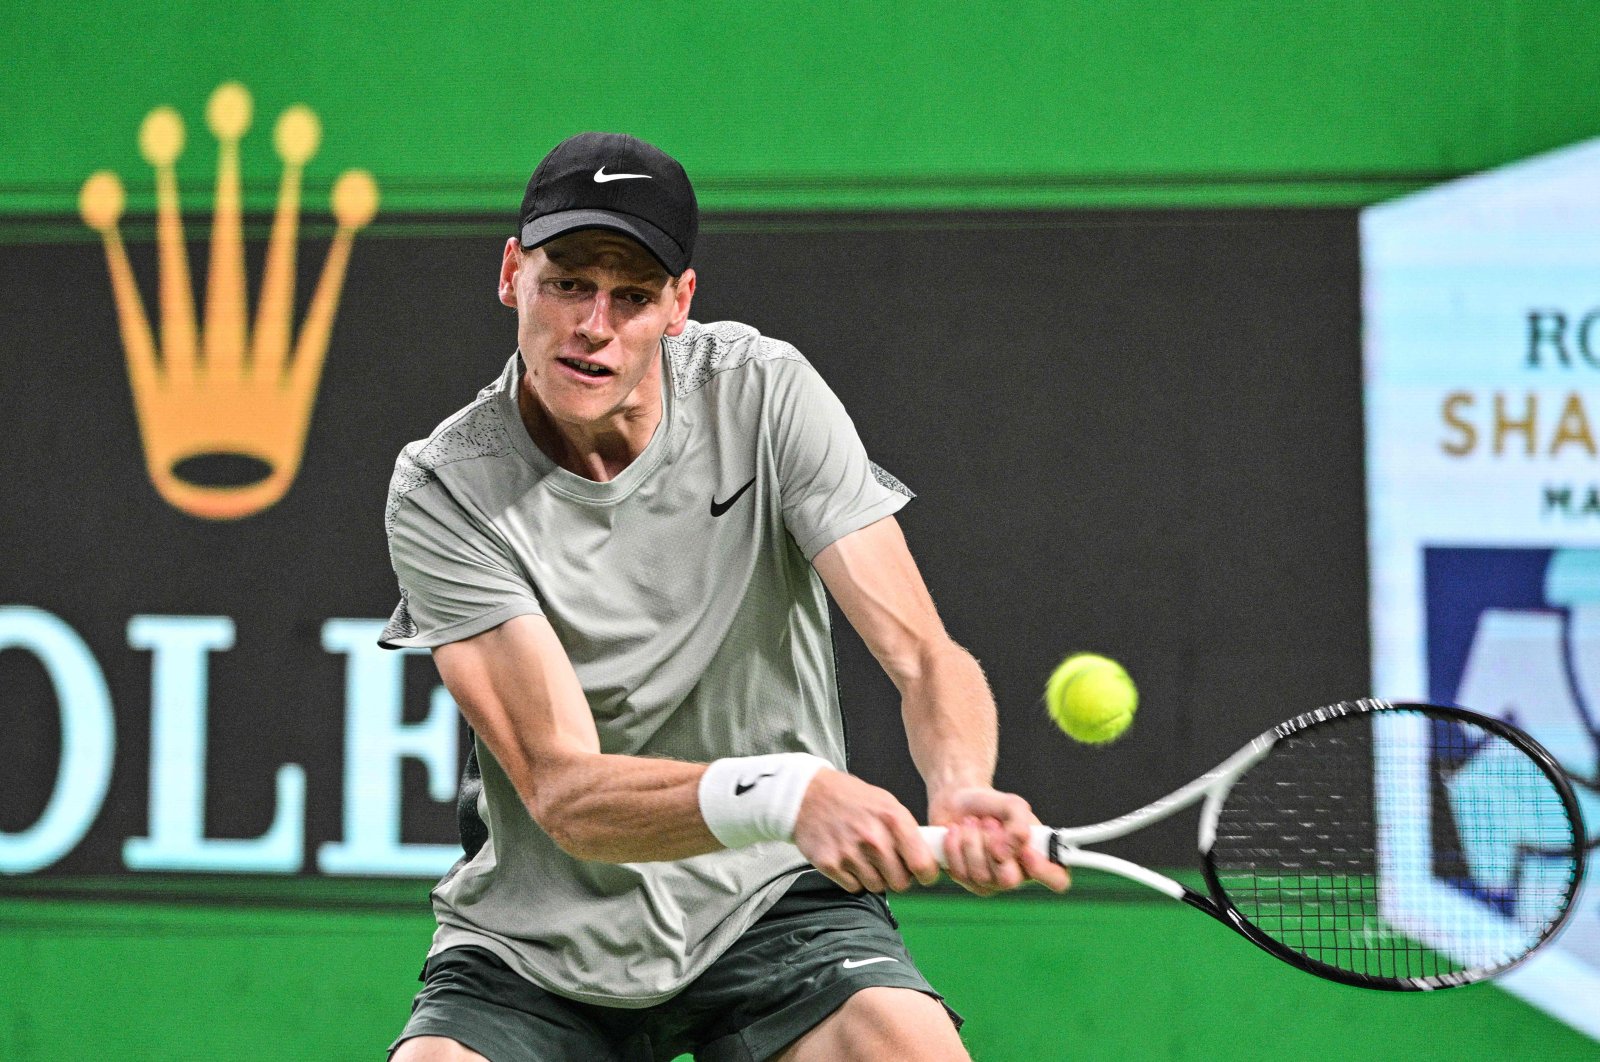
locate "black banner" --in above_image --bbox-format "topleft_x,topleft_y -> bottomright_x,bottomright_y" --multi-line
0,209 -> 1366,877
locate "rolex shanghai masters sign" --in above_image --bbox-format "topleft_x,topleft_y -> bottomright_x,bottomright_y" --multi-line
80,83 -> 377,520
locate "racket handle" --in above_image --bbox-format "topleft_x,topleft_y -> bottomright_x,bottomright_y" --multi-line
917,824 -> 1054,868
917,824 -> 1187,899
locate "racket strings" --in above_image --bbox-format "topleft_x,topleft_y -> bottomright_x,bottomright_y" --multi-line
1209,708 -> 1580,986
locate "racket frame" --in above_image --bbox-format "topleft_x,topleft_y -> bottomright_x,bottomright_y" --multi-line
1002,699 -> 1588,991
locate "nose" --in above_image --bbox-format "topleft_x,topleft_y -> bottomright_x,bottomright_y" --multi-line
576,291 -> 616,346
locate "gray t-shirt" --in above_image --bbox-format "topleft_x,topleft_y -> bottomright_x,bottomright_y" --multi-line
380,320 -> 912,1007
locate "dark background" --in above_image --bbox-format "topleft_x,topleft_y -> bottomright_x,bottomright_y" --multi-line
0,207 -> 1368,873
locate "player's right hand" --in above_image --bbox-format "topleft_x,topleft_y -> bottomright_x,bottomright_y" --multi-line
792,768 -> 941,894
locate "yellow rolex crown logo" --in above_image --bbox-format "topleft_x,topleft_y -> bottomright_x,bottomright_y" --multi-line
80,82 -> 377,520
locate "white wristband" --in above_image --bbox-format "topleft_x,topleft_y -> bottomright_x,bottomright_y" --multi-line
697,753 -> 831,849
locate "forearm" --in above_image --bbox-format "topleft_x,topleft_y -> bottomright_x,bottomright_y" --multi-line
898,640 -> 999,808
531,752 -> 719,863
435,618 -> 726,864
810,521 -> 1066,891
529,749 -> 829,864
897,642 -> 1070,893
436,617 -> 828,866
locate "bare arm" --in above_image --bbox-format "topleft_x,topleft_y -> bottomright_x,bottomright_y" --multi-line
813,516 -> 1069,893
433,612 -> 938,892
812,521 -> 996,797
432,614 -> 717,863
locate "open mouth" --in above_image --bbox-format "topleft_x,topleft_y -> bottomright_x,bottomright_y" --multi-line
559,357 -> 614,378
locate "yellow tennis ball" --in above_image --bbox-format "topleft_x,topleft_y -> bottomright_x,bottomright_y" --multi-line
1046,653 -> 1137,744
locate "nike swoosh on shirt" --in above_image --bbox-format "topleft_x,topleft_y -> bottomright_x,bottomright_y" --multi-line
841,957 -> 899,969
594,167 -> 652,183
710,476 -> 757,517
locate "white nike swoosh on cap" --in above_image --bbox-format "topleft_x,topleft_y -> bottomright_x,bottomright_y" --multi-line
594,166 -> 652,183
841,957 -> 898,969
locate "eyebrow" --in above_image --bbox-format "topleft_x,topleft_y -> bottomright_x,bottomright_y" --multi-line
540,256 -> 668,287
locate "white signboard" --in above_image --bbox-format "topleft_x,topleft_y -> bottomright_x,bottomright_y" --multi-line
1364,140 -> 1600,1037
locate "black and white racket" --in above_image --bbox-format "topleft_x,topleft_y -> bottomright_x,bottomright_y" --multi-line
921,699 -> 1588,990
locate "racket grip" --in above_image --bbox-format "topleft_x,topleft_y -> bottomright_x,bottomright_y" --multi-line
917,824 -> 1054,868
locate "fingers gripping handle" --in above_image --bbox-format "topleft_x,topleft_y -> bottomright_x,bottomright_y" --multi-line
917,825 -> 1056,867
917,825 -> 1188,900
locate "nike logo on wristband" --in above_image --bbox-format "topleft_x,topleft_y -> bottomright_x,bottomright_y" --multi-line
734,771 -> 777,796
710,476 -> 757,517
842,957 -> 898,969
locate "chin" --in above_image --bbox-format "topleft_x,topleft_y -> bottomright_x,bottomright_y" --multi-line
549,389 -> 622,424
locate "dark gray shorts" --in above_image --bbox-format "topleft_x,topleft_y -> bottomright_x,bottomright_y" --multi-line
390,871 -> 960,1062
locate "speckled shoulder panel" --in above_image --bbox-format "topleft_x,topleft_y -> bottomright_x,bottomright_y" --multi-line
384,395 -> 515,537
870,462 -> 915,499
664,320 -> 807,398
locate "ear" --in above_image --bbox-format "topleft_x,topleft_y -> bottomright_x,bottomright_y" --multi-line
499,237 -> 523,308
663,268 -> 696,336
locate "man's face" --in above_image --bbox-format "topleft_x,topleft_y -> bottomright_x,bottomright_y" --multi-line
498,229 -> 695,429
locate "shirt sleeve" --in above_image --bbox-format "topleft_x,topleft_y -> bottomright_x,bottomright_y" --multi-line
767,358 -> 914,560
379,478 -> 544,650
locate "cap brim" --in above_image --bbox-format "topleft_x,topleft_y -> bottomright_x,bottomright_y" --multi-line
519,209 -> 688,275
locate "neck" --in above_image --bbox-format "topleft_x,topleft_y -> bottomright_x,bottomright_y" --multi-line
516,361 -> 664,483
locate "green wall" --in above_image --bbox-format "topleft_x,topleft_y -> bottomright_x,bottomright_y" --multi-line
3,888 -> 1593,1060
6,1 -> 1600,216
6,5 -> 1598,1057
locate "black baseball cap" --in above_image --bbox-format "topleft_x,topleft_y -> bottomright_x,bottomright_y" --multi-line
518,132 -> 698,276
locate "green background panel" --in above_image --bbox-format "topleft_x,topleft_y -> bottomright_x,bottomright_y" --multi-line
6,1 -> 1600,213
5,4 -> 1598,1057
1,890 -> 1591,1060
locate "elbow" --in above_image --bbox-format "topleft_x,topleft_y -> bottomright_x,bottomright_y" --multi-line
544,813 -> 631,863
525,773 -> 609,862
542,812 -> 602,861
525,791 -> 580,859
887,637 -> 974,692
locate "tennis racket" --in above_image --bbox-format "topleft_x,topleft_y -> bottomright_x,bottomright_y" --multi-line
920,699 -> 1589,990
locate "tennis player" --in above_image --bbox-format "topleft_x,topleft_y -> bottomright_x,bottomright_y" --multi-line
382,132 -> 1068,1062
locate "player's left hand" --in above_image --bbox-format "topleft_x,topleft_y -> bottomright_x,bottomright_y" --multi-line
928,787 -> 1071,896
